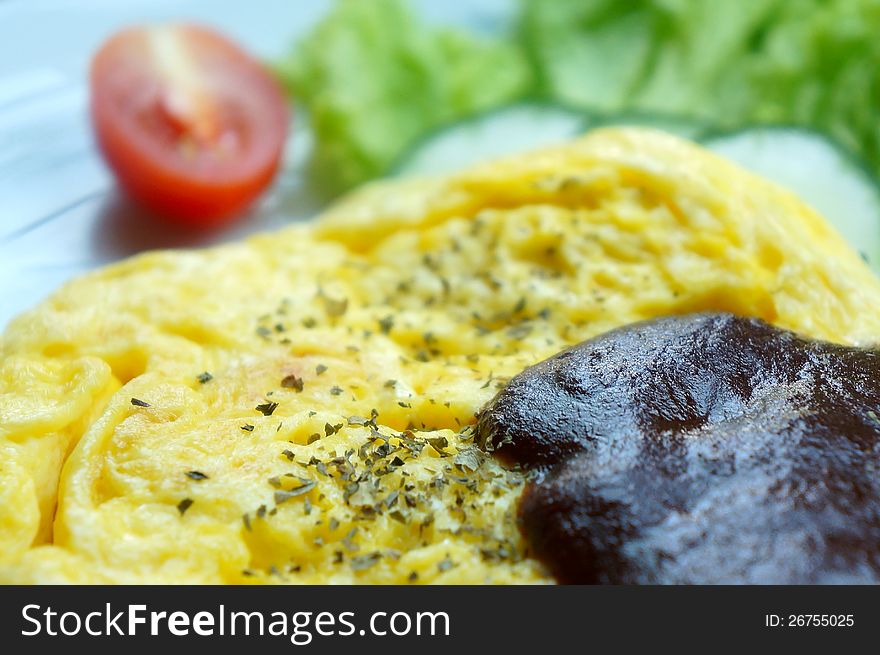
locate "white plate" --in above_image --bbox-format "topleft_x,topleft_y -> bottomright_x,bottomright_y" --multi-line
0,0 -> 511,328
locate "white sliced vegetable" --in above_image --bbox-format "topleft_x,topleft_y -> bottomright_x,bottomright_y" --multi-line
393,103 -> 585,176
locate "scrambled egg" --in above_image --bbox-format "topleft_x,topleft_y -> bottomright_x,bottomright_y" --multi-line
2,128 -> 880,584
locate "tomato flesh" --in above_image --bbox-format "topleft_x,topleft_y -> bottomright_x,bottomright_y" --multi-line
90,24 -> 289,225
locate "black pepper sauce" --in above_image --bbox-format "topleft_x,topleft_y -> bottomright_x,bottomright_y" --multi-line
475,313 -> 880,584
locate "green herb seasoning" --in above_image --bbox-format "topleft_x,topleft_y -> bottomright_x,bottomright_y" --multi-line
350,552 -> 382,571
256,401 -> 279,416
274,480 -> 317,505
281,375 -> 304,392
378,315 -> 394,334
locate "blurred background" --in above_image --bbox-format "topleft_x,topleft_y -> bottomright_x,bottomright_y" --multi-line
0,0 -> 509,327
3,0 -> 879,328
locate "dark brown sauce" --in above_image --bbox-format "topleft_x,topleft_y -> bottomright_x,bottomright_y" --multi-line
475,313 -> 880,583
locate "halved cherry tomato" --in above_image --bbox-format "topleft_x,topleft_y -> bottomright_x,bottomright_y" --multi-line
90,24 -> 289,225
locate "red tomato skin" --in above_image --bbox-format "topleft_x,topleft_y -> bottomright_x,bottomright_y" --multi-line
89,24 -> 289,226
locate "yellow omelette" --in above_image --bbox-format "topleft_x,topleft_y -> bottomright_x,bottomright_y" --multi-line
2,128 -> 879,583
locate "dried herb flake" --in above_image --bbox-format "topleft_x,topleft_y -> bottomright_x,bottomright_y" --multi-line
256,401 -> 279,416
281,375 -> 304,392
274,480 -> 317,504
350,552 -> 382,571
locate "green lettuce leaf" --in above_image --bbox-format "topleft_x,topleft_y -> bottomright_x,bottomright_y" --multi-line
279,0 -> 880,189
276,0 -> 532,191
518,0 -> 880,177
